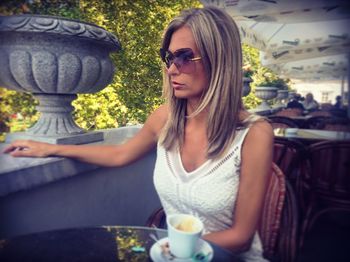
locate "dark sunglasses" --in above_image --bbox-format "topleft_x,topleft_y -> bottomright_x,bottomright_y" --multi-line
160,48 -> 202,73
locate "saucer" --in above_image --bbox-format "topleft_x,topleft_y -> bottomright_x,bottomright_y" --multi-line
150,237 -> 213,262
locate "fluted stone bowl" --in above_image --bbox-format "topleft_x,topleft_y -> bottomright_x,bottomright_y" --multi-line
0,15 -> 120,93
255,86 -> 278,110
0,15 -> 121,144
274,89 -> 289,108
277,89 -> 289,100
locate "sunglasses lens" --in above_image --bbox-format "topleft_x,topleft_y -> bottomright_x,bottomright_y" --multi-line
175,50 -> 193,72
160,48 -> 197,73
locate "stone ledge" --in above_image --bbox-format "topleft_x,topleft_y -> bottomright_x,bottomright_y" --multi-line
0,125 -> 142,197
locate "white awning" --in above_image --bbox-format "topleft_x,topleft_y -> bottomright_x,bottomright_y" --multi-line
201,0 -> 350,81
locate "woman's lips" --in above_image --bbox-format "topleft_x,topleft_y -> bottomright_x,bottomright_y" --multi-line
172,81 -> 184,90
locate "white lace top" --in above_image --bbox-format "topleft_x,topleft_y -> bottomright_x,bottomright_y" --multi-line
153,127 -> 268,261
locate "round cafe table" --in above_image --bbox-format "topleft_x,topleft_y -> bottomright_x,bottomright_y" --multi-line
0,226 -> 243,261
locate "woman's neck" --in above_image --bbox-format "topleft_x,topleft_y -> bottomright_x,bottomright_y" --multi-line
186,100 -> 208,121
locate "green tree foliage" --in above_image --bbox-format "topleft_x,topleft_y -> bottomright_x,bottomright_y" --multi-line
0,0 -> 201,134
0,0 -> 288,136
0,88 -> 11,139
0,88 -> 38,141
242,44 -> 261,109
75,0 -> 202,127
241,43 -> 291,109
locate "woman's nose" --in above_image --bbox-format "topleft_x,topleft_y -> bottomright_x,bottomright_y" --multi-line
166,62 -> 180,75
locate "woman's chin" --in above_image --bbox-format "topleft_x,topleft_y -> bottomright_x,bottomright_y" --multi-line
173,91 -> 187,98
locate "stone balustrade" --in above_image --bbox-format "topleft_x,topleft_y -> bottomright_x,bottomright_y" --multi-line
0,126 -> 161,239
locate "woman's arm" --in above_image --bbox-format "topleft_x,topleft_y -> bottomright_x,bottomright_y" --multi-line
203,120 -> 273,252
3,105 -> 168,167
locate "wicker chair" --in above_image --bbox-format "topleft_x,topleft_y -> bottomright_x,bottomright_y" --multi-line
307,110 -> 332,117
304,116 -> 350,131
323,117 -> 350,132
275,108 -> 303,117
146,207 -> 166,229
320,103 -> 333,111
268,116 -> 300,129
278,180 -> 299,262
324,123 -> 350,132
304,116 -> 331,129
259,163 -> 286,261
273,137 -> 306,189
299,141 -> 350,249
146,164 -> 298,262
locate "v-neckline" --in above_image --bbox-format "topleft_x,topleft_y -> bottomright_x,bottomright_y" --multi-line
177,150 -> 211,175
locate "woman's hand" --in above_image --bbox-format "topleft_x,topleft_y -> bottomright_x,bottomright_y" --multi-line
3,140 -> 56,158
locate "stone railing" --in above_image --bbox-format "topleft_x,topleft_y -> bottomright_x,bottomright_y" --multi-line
0,126 -> 161,239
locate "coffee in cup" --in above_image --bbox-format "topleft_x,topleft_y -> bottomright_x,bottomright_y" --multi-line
167,214 -> 203,258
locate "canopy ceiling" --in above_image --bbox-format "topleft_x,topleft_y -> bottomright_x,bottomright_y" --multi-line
201,0 -> 350,81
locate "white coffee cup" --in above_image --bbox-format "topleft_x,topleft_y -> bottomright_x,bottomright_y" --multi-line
167,213 -> 203,258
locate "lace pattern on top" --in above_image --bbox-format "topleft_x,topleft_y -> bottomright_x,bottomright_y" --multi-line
153,127 -> 267,261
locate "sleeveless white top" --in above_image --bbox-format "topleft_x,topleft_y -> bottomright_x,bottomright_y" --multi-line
153,127 -> 268,261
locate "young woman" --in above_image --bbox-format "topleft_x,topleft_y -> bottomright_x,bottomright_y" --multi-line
4,6 -> 272,260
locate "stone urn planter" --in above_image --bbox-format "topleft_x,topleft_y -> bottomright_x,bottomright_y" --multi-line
274,89 -> 289,108
288,91 -> 296,100
0,15 -> 121,144
255,86 -> 278,110
242,77 -> 252,97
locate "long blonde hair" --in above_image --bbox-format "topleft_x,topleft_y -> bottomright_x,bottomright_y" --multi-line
160,6 -> 245,159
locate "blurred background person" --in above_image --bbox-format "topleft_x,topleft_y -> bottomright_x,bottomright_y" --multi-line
287,93 -> 304,110
330,95 -> 347,118
302,93 -> 319,112
333,95 -> 343,109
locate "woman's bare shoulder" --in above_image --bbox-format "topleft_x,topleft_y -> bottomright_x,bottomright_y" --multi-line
152,104 -> 169,117
149,104 -> 169,124
250,119 -> 273,134
250,120 -> 273,141
144,104 -> 169,136
239,111 -> 272,137
244,118 -> 273,151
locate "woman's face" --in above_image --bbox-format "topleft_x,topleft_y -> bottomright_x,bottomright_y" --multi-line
306,93 -> 313,102
166,26 -> 208,103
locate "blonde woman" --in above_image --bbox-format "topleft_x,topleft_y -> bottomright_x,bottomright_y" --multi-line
4,6 -> 272,260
